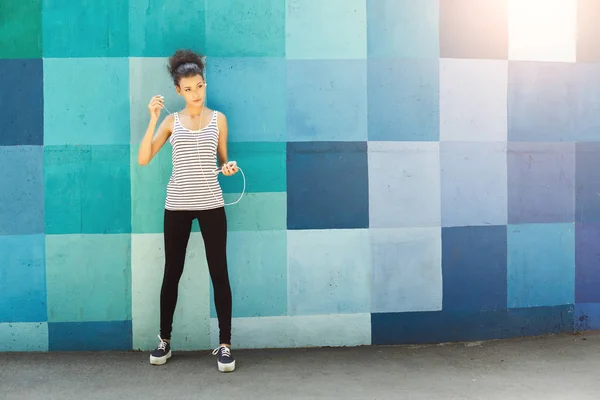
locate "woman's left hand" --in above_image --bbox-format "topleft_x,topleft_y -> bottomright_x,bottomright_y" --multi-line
221,161 -> 238,176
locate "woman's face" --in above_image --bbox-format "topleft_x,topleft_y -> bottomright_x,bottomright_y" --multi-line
176,74 -> 206,106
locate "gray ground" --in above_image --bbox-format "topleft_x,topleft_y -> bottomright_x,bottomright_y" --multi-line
1,332 -> 598,400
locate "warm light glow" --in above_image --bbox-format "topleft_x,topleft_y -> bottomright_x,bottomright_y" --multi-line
509,0 -> 577,62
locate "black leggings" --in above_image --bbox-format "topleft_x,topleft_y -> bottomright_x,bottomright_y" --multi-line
160,207 -> 232,345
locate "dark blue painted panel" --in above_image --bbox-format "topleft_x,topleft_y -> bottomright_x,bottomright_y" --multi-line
0,59 -> 43,146
0,235 -> 46,323
286,60 -> 367,142
575,223 -> 600,303
508,62 -> 600,141
367,58 -> 439,141
48,320 -> 132,351
287,141 -> 369,230
0,146 -> 44,235
575,142 -> 600,223
442,226 -> 507,312
507,142 -> 575,224
371,305 -> 574,345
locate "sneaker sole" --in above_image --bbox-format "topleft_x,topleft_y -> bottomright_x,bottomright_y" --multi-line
218,359 -> 235,373
150,350 -> 172,365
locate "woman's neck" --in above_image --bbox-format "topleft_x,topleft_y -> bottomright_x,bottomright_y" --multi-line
184,104 -> 205,117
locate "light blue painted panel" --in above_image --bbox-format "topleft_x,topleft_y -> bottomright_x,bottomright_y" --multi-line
441,142 -> 507,227
207,57 -> 286,142
370,228 -> 442,313
0,323 -> 48,351
368,141 -> 440,228
287,229 -> 371,315
286,60 -> 367,142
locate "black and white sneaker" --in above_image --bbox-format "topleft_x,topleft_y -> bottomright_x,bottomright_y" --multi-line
212,346 -> 235,372
150,335 -> 171,365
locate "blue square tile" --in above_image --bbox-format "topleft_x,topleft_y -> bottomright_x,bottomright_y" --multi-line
367,58 -> 439,141
129,0 -> 206,57
286,60 -> 367,142
371,305 -> 574,345
287,229 -> 371,315
44,58 -> 130,145
42,0 -> 128,57
508,62 -> 600,141
286,0 -> 367,59
287,142 -> 369,230
442,226 -> 507,311
205,0 -> 286,57
0,60 -> 43,146
507,142 -> 575,224
207,58 -> 286,142
576,142 -> 600,223
575,223 -> 600,303
367,0 -> 439,58
368,142 -> 440,228
210,231 -> 287,318
44,145 -> 131,234
439,0 -> 508,59
0,146 -> 44,235
574,303 -> 600,332
371,228 -> 442,313
441,142 -> 507,227
0,235 -> 46,323
48,320 -> 132,351
507,223 -> 575,308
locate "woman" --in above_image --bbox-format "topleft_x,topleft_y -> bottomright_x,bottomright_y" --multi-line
137,49 -> 238,373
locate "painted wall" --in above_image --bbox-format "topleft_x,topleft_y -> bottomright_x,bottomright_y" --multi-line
1,0 -> 600,352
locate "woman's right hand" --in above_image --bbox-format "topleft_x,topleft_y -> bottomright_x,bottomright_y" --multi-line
148,95 -> 164,121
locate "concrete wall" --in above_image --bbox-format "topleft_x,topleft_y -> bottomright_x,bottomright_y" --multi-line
2,0 -> 600,352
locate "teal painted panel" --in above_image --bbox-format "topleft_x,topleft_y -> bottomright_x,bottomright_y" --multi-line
46,234 -> 132,322
44,145 -> 132,234
130,143 -> 172,234
129,0 -> 206,57
0,323 -> 48,351
286,0 -> 367,59
507,223 -> 575,308
205,0 -> 286,57
287,229 -> 372,316
211,230 -> 287,318
131,233 -> 211,351
44,58 -> 130,145
42,0 -> 128,57
219,142 -> 286,193
0,0 -> 42,58
129,57 -> 186,145
224,192 -> 287,231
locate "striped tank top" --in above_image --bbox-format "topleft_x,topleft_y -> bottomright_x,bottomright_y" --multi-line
165,110 -> 224,211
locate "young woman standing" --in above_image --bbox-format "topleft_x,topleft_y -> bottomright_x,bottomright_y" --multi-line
137,49 -> 238,373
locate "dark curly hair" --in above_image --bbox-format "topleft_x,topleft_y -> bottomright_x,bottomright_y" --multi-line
167,49 -> 205,86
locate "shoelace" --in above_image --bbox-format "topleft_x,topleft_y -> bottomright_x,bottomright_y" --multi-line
157,335 -> 167,351
212,346 -> 231,358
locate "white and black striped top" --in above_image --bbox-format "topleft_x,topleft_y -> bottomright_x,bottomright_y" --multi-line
165,111 -> 224,211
